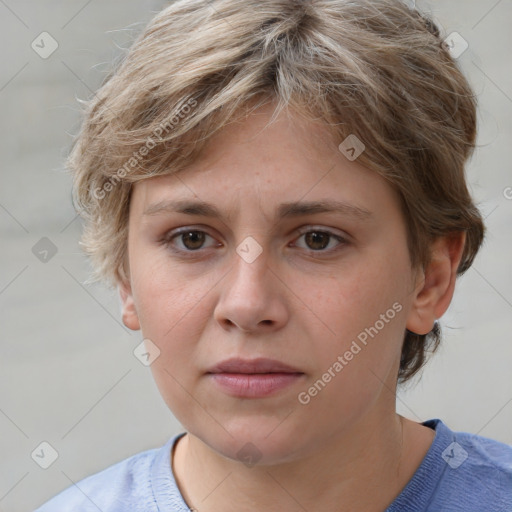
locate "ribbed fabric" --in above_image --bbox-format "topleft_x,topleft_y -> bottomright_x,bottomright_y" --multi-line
386,419 -> 512,511
34,420 -> 512,511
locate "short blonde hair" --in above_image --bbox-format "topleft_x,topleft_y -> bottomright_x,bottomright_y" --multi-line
68,0 -> 485,383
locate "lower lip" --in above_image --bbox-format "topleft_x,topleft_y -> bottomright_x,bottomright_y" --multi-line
208,373 -> 304,398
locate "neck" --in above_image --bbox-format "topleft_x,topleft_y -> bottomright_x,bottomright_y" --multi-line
172,410 -> 435,512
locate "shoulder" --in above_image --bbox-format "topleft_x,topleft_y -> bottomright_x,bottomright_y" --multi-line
33,440 -> 171,512
425,419 -> 512,511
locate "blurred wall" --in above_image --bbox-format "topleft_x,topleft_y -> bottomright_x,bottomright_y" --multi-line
0,1 -> 511,510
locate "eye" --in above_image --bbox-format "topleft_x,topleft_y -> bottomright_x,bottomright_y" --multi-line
162,226 -> 348,256
163,228 -> 219,253
293,228 -> 348,253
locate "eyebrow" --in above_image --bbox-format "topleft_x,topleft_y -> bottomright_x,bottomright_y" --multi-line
142,199 -> 373,221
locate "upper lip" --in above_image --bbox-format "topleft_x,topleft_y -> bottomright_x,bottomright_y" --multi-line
207,357 -> 303,374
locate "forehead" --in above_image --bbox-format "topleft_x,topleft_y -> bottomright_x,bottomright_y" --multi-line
129,104 -> 400,223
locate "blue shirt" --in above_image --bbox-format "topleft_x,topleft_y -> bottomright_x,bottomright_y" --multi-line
34,419 -> 512,511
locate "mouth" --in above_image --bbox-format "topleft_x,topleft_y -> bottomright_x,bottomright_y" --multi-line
206,357 -> 305,398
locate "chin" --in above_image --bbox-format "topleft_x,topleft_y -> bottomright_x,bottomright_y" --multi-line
188,415 -> 316,467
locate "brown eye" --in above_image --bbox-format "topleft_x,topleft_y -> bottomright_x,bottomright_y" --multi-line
163,229 -> 218,253
180,230 -> 206,250
304,231 -> 331,250
294,228 -> 348,253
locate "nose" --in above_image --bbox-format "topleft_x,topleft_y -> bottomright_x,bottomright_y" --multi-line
213,245 -> 289,334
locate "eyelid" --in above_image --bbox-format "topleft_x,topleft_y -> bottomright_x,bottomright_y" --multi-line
294,225 -> 350,242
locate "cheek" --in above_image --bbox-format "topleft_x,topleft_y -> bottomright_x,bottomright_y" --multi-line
128,252 -> 221,408
308,256 -> 407,335
130,258 -> 203,372
131,247 -> 212,335
299,252 -> 409,382
133,277 -> 210,431
293,266 -> 407,431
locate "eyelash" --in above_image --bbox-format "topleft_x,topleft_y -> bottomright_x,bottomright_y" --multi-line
161,226 -> 349,257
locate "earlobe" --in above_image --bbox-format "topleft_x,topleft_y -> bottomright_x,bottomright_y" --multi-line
119,280 -> 141,331
406,232 -> 466,336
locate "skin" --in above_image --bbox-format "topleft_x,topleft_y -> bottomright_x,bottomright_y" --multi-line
119,102 -> 465,511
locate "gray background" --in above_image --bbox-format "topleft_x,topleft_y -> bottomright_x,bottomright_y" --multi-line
0,1 -> 511,511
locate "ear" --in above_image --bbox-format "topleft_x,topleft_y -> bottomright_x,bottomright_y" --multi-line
119,279 -> 141,331
406,232 -> 466,335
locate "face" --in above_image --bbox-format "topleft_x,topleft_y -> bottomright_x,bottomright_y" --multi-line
120,103 -> 424,464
